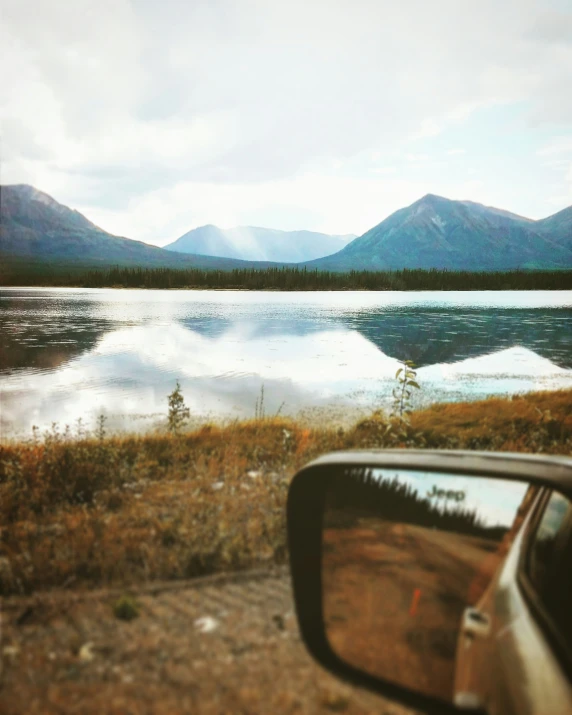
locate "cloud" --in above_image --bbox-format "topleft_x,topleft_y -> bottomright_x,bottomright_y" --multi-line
81,173 -> 438,241
81,168 -> 535,244
371,167 -> 397,175
538,136 -> 572,201
526,10 -> 572,46
1,0 -> 571,235
411,118 -> 442,140
537,137 -> 572,156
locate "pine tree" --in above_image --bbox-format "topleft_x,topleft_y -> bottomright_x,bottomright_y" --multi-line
167,381 -> 190,434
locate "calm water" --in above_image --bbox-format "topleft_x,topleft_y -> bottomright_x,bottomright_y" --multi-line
1,288 -> 572,438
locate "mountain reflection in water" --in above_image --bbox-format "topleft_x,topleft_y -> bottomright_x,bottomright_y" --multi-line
1,289 -> 571,436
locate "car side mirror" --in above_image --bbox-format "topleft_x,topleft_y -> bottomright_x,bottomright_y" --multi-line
287,450 -> 572,715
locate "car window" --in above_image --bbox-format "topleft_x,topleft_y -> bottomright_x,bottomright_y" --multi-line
526,491 -> 572,649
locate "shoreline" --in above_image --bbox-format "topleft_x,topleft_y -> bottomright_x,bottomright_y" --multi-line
2,284 -> 572,292
1,388 -> 571,597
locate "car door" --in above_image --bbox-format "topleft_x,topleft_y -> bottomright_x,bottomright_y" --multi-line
485,489 -> 572,715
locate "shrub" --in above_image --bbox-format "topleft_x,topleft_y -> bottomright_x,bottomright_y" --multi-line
167,381 -> 190,434
113,595 -> 140,621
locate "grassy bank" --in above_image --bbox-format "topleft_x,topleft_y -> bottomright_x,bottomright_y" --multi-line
1,389 -> 571,596
3,264 -> 572,290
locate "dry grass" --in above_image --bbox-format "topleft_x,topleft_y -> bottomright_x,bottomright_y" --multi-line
1,389 -> 571,596
409,389 -> 572,451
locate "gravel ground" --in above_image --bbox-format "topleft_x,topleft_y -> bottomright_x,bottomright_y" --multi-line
1,567 -> 415,715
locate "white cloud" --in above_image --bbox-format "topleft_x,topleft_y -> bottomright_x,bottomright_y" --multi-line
371,167 -> 397,175
447,148 -> 467,155
542,159 -> 570,168
81,169 -> 534,244
1,0 -> 571,236
411,118 -> 442,140
83,173 -> 436,241
537,137 -> 572,156
546,194 -> 572,207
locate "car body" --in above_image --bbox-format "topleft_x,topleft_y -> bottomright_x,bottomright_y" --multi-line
454,485 -> 572,715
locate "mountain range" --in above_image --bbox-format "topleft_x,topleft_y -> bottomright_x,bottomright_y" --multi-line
0,185 -> 268,271
1,184 -> 571,273
165,225 -> 355,262
307,194 -> 572,271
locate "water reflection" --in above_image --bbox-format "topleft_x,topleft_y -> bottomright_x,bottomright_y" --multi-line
344,307 -> 572,369
0,293 -> 115,372
1,289 -> 571,436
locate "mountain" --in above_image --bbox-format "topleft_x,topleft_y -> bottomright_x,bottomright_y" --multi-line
306,194 -> 572,271
534,205 -> 572,246
2,185 -> 570,275
0,185 -> 279,271
165,225 -> 355,262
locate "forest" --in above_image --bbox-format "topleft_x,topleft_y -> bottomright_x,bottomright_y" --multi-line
3,263 -> 572,291
325,470 -> 507,539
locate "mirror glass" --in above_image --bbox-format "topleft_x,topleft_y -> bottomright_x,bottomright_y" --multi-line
322,468 -> 539,706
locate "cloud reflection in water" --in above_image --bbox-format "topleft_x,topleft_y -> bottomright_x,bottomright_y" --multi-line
1,320 -> 571,438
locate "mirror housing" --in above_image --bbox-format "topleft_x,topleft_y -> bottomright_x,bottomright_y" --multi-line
287,450 -> 572,715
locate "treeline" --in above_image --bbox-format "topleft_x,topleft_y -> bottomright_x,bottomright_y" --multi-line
11,265 -> 571,290
326,470 -> 507,540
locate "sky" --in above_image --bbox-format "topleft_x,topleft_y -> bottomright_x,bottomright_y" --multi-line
2,0 -> 572,246
370,469 -> 530,528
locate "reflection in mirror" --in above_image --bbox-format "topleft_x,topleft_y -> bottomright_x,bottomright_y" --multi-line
322,469 -> 533,705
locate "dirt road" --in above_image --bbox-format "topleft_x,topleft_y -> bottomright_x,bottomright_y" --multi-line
1,567 -> 414,715
323,522 -> 503,702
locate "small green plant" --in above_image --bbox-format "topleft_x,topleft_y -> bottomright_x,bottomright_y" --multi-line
254,384 -> 265,420
167,380 -> 190,434
113,595 -> 140,621
392,359 -> 420,422
75,417 -> 86,440
96,413 -> 107,441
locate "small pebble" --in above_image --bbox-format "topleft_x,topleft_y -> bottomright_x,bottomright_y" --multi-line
2,645 -> 20,660
194,616 -> 219,633
78,642 -> 95,663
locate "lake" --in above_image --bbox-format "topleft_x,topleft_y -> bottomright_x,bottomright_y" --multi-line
1,288 -> 571,438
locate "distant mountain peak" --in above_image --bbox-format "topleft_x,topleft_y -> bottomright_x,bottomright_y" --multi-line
407,195 -> 450,226
409,194 -> 535,226
418,193 -> 448,203
413,194 -> 456,211
5,184 -> 61,207
1,183 -> 104,234
307,193 -> 572,271
3,183 -> 105,227
165,224 -> 356,262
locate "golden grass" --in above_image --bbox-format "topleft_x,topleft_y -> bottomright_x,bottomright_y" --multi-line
410,389 -> 572,450
1,389 -> 571,596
